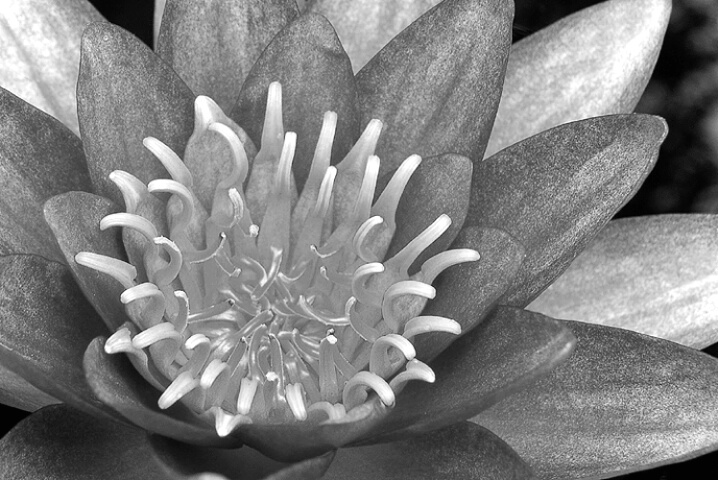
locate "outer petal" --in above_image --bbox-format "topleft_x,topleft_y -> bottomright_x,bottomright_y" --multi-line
0,405 -> 195,479
0,88 -> 91,263
150,436 -> 335,480
309,0 -> 441,72
486,0 -> 671,157
0,0 -> 103,135
529,215 -> 718,349
0,365 -> 58,411
356,0 -> 512,175
475,321 -> 718,480
0,255 -> 114,419
325,422 -> 533,480
232,13 -> 359,189
157,0 -> 298,112
365,307 -> 574,443
77,22 -> 195,206
470,114 -> 667,306
44,192 -> 129,332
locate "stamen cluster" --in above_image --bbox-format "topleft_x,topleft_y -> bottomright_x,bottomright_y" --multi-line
77,82 -> 478,437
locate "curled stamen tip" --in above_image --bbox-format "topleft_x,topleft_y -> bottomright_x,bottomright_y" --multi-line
194,95 -> 223,129
212,407 -> 251,437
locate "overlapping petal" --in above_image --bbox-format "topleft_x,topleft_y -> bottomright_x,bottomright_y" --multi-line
309,0 -> 440,72
0,0 -> 103,135
357,0 -> 512,174
476,320 -> 718,479
0,87 -> 91,263
471,114 -> 667,306
156,0 -> 298,113
529,214 -> 718,349
486,0 -> 671,157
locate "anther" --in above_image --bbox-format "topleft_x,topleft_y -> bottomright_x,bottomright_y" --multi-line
403,315 -> 462,340
381,280 -> 436,332
101,212 -> 159,241
342,371 -> 395,411
389,359 -> 435,391
369,334 -> 416,378
75,252 -> 137,289
143,137 -> 193,187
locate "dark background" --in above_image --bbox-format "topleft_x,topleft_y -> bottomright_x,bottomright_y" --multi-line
2,0 -> 718,478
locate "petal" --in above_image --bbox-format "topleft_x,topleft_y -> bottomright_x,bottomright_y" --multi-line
0,364 -> 58,412
156,0 -> 298,112
0,88 -> 91,263
486,0 -> 671,157
77,22 -> 195,206
476,321 -> 718,480
309,0 -> 441,72
415,227 -> 525,360
529,214 -> 718,349
0,404 -> 183,479
0,0 -> 103,134
365,307 -> 575,443
83,336 -> 240,448
383,154 -> 472,272
325,422 -> 533,480
232,13 -> 359,189
470,114 -> 667,307
44,191 -> 129,332
356,0 -> 512,174
150,436 -> 335,480
0,254 -> 114,419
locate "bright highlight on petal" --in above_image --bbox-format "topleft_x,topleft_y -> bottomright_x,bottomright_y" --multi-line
76,82 -> 477,437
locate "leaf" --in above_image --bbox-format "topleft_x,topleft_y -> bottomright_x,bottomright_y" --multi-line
0,0 -> 103,134
529,215 -> 718,349
475,320 -> 718,479
0,255 -> 113,420
486,0 -> 671,157
157,0 -> 298,113
0,88 -> 91,262
469,114 -> 667,306
356,0 -> 512,175
325,422 -> 534,480
77,22 -> 195,206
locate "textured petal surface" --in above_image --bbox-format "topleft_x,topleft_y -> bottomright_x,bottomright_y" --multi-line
309,0 -> 441,72
84,337 -> 239,448
415,227 -> 525,360
0,88 -> 91,262
157,0 -> 298,112
325,422 -> 533,480
44,192 -> 129,332
0,364 -> 58,412
150,436 -> 335,480
0,405 -> 184,479
356,0 -> 512,174
0,0 -> 103,134
486,0 -> 671,157
476,321 -> 718,480
383,154 -> 472,271
232,13 -> 358,188
470,114 -> 667,306
77,22 -> 195,206
529,215 -> 718,349
0,255 -> 112,419
366,307 -> 574,443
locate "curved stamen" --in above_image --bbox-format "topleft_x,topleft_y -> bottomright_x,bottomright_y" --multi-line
381,280 -> 436,332
403,315 -> 462,340
143,137 -> 193,187
101,212 -> 158,241
369,334 -> 416,378
75,252 -> 137,289
342,371 -> 395,410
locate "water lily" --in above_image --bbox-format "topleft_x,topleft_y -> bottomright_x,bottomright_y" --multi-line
1,0 -> 718,479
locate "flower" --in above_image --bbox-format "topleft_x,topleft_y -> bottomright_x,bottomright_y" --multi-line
1,0 -> 718,479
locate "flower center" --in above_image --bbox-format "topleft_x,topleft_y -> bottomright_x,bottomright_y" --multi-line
76,82 -> 479,437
